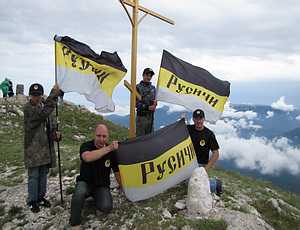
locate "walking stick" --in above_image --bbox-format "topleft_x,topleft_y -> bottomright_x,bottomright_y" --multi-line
54,38 -> 64,205
55,103 -> 64,205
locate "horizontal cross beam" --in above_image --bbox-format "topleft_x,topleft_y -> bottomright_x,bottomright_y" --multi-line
120,0 -> 175,25
124,80 -> 141,100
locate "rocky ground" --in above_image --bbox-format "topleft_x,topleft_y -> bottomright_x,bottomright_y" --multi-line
0,96 -> 300,229
1,164 -> 300,230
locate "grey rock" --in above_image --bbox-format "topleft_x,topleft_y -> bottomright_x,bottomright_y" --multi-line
181,225 -> 193,230
162,209 -> 172,219
72,134 -> 86,141
268,198 -> 282,213
2,222 -> 15,230
187,167 -> 213,216
168,225 -> 177,230
50,205 -> 64,215
175,200 -> 186,210
211,208 -> 274,230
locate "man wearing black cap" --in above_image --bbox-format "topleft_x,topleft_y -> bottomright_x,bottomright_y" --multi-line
23,83 -> 63,212
187,109 -> 220,171
136,68 -> 157,136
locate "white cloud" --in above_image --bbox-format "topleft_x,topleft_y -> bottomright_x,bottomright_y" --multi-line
271,96 -> 295,112
104,105 -> 130,116
158,102 -> 187,114
266,111 -> 274,118
207,118 -> 261,134
296,115 -> 300,121
218,135 -> 300,175
208,119 -> 300,175
222,103 -> 257,120
235,119 -> 262,130
207,120 -> 238,137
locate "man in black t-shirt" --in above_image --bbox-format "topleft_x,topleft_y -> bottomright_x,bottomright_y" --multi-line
69,124 -> 121,229
187,109 -> 220,171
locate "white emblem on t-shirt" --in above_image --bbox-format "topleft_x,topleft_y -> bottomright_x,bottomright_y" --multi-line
200,139 -> 206,146
105,159 -> 111,167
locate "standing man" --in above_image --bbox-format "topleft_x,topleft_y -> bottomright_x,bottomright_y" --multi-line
136,68 -> 157,136
24,83 -> 63,212
69,124 -> 121,229
187,109 -> 220,171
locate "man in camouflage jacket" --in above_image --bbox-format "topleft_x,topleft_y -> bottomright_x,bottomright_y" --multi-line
23,83 -> 62,213
136,68 -> 157,136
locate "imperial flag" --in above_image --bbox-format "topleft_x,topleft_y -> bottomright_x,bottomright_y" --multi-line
156,50 -> 230,122
54,35 -> 127,112
116,119 -> 198,202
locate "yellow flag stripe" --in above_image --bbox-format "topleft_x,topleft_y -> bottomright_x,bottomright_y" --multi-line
55,41 -> 125,97
119,137 -> 196,188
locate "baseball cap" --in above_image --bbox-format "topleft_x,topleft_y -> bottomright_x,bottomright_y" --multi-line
193,109 -> 205,119
143,68 -> 155,76
29,83 -> 44,96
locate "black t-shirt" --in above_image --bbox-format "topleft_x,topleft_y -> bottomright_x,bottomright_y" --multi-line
187,125 -> 219,164
76,140 -> 119,187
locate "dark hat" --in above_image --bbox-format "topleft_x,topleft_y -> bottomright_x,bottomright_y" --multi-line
143,68 -> 155,76
29,83 -> 44,96
193,109 -> 205,119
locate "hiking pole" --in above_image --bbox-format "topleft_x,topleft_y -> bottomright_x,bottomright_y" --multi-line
54,37 -> 64,205
55,103 -> 64,205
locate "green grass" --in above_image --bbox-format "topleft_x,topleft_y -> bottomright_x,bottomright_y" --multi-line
65,185 -> 75,195
253,199 -> 300,230
137,216 -> 227,230
0,205 -> 25,227
7,205 -> 23,218
0,204 -> 5,216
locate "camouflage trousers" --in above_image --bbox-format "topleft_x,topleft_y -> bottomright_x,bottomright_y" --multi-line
136,113 -> 154,137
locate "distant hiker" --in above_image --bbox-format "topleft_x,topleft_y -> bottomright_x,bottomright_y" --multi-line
136,67 -> 157,136
8,79 -> 14,97
69,124 -> 121,229
23,83 -> 63,213
187,109 -> 222,196
0,78 -> 10,98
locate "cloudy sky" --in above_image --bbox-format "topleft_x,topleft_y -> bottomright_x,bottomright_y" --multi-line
1,0 -> 300,112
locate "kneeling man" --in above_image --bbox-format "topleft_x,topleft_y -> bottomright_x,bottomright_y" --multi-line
69,124 -> 121,229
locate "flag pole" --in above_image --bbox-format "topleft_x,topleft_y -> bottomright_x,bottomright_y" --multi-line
54,37 -> 64,205
129,0 -> 139,138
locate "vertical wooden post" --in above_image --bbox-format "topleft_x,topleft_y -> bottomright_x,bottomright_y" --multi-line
129,0 -> 139,138
119,0 -> 174,138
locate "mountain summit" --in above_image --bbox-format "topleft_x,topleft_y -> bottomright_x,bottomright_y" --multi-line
0,97 -> 299,229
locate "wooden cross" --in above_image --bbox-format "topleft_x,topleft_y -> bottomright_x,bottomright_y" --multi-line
119,0 -> 175,138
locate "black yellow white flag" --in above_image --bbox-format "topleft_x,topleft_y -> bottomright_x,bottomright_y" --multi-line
116,119 -> 198,202
54,35 -> 127,112
157,50 -> 230,122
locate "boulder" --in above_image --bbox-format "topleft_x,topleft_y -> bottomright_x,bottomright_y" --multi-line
186,167 -> 213,216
